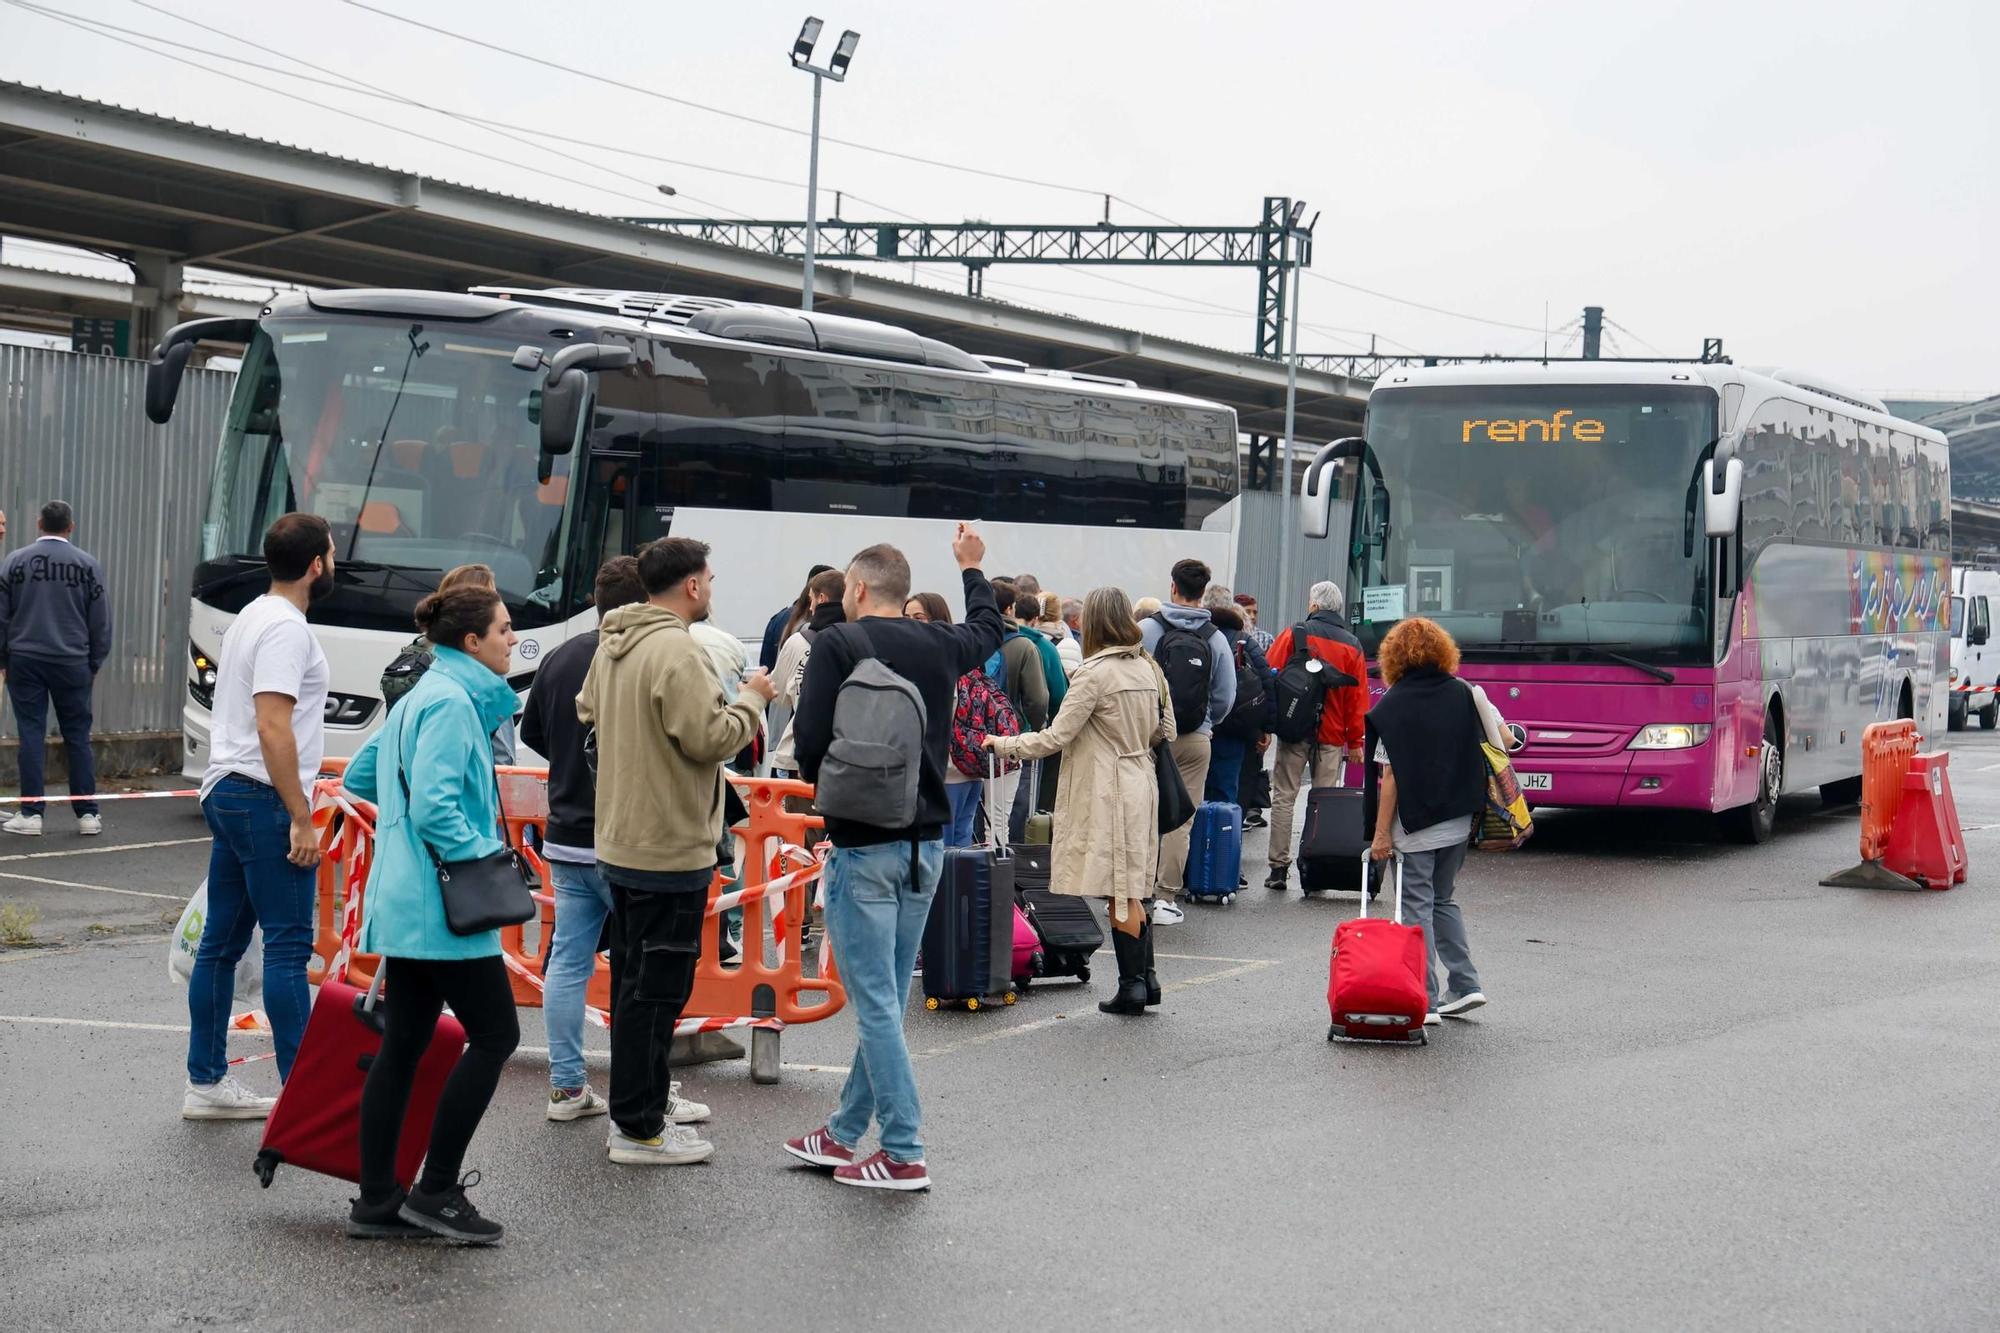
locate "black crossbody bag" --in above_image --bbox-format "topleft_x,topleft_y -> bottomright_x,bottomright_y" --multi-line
395,697 -> 536,936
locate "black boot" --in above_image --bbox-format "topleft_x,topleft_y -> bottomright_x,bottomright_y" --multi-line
1098,925 -> 1149,1015
1141,919 -> 1162,1007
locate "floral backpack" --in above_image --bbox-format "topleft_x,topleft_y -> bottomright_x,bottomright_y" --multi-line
950,669 -> 1022,778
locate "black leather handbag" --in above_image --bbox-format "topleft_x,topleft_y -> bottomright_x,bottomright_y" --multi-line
1154,741 -> 1196,834
396,713 -> 536,936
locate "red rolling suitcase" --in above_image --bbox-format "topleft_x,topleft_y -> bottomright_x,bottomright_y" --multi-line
252,966 -> 467,1189
1326,854 -> 1429,1045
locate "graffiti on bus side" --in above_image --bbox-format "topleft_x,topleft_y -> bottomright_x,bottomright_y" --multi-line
1850,551 -> 1948,636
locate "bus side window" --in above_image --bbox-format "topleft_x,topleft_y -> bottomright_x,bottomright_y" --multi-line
563,453 -> 635,617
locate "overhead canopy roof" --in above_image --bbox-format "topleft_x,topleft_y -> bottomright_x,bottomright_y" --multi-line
0,81 -> 1367,443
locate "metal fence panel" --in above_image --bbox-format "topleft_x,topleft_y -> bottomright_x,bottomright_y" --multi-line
1233,489 -> 1345,625
0,347 -> 231,740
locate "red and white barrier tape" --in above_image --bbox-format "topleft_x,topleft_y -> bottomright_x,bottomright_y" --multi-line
0,788 -> 198,805
1953,683 -> 2000,694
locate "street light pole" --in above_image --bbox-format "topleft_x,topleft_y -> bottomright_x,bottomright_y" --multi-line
803,71 -> 823,312
1274,203 -> 1310,619
790,18 -> 860,314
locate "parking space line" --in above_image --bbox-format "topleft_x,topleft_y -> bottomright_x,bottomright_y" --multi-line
0,1014 -> 192,1033
1154,952 -> 1281,965
0,870 -> 184,901
1163,959 -> 1280,992
0,836 -> 210,864
914,1012 -> 1073,1060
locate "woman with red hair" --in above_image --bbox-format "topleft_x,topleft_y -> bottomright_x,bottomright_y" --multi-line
1363,617 -> 1512,1025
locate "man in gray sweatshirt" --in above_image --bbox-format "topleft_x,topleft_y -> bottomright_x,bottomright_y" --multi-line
0,502 -> 112,836
1139,558 -> 1236,925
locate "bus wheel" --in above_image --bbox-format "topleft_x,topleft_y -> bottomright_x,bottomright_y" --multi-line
1722,716 -> 1782,845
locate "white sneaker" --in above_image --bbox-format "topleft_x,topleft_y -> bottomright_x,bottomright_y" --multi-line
1423,1012 -> 1443,1027
182,1075 -> 277,1120
1439,991 -> 1487,1018
2,812 -> 43,837
546,1084 -> 609,1122
76,813 -> 103,836
668,1081 -> 711,1124
608,1123 -> 715,1165
1150,899 -> 1186,927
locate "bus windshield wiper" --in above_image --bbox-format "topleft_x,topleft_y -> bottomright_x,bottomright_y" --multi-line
1467,640 -> 1677,684
194,561 -> 270,595
338,559 -> 443,597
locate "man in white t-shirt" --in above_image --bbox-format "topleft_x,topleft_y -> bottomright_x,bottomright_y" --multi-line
181,513 -> 335,1122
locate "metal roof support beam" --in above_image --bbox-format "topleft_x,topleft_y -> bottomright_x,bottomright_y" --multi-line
129,250 -> 181,355
183,201 -> 416,266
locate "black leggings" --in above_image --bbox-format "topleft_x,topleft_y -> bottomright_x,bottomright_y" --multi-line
358,955 -> 520,1203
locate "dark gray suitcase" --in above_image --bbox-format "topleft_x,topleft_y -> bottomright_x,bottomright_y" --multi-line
1299,763 -> 1370,895
922,846 -> 1017,1009
1010,844 -> 1101,982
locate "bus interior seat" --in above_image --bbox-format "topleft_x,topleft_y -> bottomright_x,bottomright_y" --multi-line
359,501 -> 408,536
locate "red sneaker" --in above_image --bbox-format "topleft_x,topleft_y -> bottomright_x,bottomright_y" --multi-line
782,1126 -> 857,1169
834,1150 -> 931,1192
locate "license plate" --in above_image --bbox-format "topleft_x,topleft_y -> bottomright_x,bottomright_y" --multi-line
1517,771 -> 1553,791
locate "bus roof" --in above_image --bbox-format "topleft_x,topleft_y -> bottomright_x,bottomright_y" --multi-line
1368,360 -> 1946,443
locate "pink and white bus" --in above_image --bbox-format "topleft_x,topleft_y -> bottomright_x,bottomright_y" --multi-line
1299,362 -> 1951,842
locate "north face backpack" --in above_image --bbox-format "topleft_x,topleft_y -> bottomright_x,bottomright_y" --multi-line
1150,613 -> 1214,737
814,628 -> 929,828
1218,636 -> 1270,740
1273,624 -> 1347,744
950,670 -> 1022,779
380,636 -> 433,709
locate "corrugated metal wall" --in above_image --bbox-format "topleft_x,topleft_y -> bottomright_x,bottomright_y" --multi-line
1233,488 -> 1345,624
0,347 -> 232,740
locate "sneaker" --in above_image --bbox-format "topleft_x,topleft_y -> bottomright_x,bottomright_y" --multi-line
608,1123 -> 714,1166
181,1075 -> 276,1120
546,1085 -> 608,1122
1423,1012 -> 1442,1027
834,1150 -> 931,1192
1244,811 -> 1268,828
1439,991 -> 1487,1018
668,1081 -> 710,1125
783,1125 -> 858,1169
1264,864 -> 1290,890
76,813 -> 103,836
399,1172 -> 502,1245
347,1189 -> 427,1240
2,812 -> 42,837
1150,899 -> 1186,927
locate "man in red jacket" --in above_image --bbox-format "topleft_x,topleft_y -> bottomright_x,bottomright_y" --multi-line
1262,581 -> 1368,889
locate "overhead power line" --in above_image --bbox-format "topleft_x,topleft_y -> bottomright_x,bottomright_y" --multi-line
1304,270 -> 1545,335
335,0 -> 1180,224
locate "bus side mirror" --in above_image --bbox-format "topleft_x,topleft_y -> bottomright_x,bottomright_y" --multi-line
146,317 -> 260,423
1301,436 -> 1365,540
537,342 -> 635,455
1703,457 -> 1743,538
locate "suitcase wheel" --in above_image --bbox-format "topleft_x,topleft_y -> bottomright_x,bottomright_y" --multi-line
1327,1024 -> 1337,1043
1076,964 -> 1091,983
252,1148 -> 279,1188
925,996 -> 941,1012
966,997 -> 981,1012
1003,991 -> 1017,1005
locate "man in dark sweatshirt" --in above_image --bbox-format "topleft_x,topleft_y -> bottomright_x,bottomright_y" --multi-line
782,524 -> 1003,1193
518,556 -> 654,1124
0,501 -> 112,836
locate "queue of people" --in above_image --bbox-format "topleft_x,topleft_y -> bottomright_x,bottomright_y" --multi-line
177,511 -> 1500,1239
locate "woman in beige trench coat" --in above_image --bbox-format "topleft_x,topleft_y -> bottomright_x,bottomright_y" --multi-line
987,587 -> 1174,1016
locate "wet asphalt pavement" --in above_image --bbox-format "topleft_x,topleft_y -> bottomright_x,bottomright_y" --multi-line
3,740 -> 1999,1332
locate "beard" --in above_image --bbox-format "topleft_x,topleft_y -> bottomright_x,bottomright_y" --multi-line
308,567 -> 336,603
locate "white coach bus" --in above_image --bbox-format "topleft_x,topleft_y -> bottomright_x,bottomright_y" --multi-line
146,287 -> 1240,772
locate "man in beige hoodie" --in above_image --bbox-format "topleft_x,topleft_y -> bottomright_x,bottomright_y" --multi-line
577,536 -> 776,1167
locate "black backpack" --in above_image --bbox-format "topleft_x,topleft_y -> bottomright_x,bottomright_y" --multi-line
1218,636 -> 1269,740
1150,613 -> 1214,737
1273,624 -> 1351,744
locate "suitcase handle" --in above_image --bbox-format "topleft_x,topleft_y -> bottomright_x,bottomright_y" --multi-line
351,962 -> 388,1034
1357,852 -> 1406,925
985,749 -> 1011,862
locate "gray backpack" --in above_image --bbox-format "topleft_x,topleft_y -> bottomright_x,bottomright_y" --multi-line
815,630 -> 928,829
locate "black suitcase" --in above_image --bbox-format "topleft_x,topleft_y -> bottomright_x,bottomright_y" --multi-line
921,846 -> 1017,1010
1010,844 -> 1103,983
1298,763 -> 1372,895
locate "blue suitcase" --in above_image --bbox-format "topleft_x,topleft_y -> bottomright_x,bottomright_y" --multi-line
921,846 -> 1018,1010
1184,801 -> 1243,904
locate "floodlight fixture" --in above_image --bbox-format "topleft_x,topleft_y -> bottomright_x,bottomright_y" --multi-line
792,17 -> 823,66
829,29 -> 861,77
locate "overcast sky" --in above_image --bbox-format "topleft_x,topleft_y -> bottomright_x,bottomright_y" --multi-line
4,0 -> 1994,394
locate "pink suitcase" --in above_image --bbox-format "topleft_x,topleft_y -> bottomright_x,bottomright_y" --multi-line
1011,904 -> 1042,987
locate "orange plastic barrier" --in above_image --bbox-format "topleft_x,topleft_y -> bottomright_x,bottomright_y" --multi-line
1857,720 -> 1920,862
307,763 -> 844,1080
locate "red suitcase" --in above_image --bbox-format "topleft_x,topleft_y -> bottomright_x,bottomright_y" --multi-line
1326,854 -> 1429,1045
253,967 -> 467,1189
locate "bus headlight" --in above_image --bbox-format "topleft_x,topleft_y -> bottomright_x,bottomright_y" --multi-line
1628,724 -> 1711,750
189,641 -> 219,709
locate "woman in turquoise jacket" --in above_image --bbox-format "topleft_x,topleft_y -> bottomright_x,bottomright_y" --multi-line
341,585 -> 521,1246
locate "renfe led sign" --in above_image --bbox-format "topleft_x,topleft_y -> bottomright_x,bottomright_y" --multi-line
1460,410 -> 1606,443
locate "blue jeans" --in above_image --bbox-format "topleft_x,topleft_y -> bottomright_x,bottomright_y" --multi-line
6,654 -> 97,817
824,840 -> 943,1163
944,781 -> 981,848
188,777 -> 315,1084
1206,734 -> 1247,804
543,860 -> 613,1091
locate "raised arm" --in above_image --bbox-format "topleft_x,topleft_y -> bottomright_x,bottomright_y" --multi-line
946,525 -> 1006,673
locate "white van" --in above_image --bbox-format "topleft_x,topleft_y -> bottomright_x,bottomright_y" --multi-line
1949,567 -> 2000,730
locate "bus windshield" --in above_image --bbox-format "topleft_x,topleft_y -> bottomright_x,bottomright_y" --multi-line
200,317 -> 571,625
1347,384 -> 1718,661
